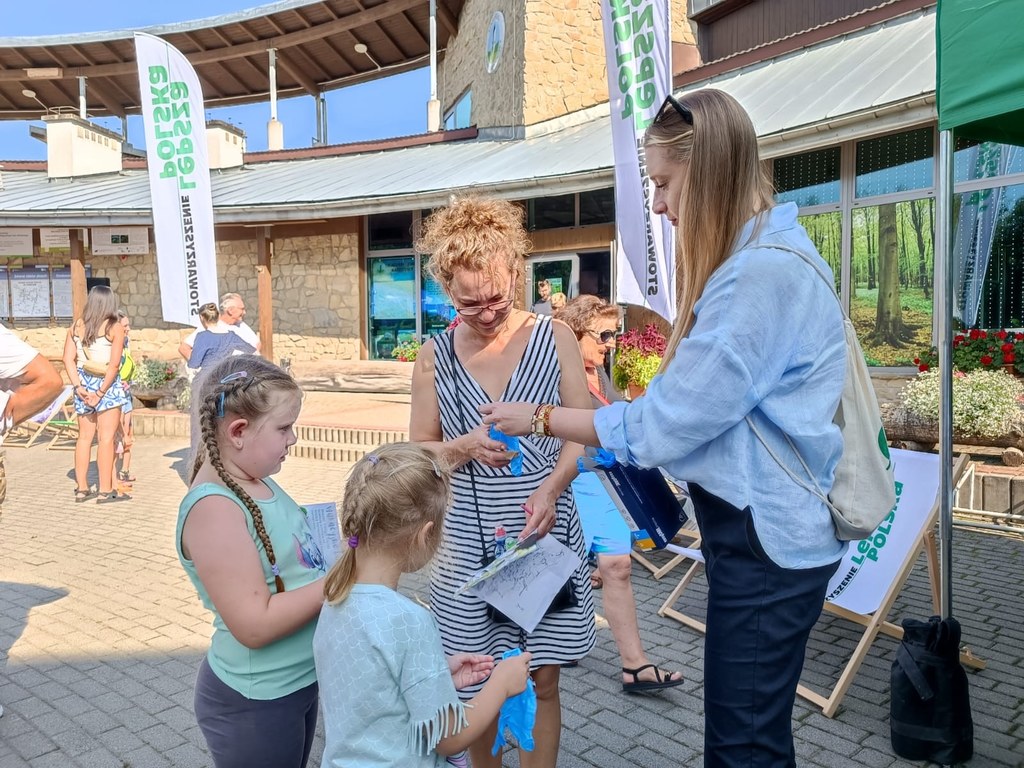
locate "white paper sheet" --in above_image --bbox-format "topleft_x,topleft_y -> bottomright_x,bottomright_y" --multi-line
303,502 -> 341,569
467,535 -> 582,633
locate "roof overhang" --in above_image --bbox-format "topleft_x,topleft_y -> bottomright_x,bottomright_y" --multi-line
0,0 -> 463,120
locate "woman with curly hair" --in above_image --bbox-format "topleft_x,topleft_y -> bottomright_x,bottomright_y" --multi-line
410,196 -> 596,768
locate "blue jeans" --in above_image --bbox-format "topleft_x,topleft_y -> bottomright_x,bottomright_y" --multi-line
691,484 -> 839,767
193,657 -> 318,768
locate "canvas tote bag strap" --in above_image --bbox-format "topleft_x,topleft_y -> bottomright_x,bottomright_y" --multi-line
744,241 -> 842,509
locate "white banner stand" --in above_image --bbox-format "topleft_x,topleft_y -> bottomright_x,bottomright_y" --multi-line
657,450 -> 985,717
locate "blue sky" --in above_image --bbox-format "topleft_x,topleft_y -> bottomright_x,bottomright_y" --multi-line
0,0 -> 427,160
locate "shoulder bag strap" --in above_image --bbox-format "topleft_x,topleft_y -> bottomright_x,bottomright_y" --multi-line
744,242 -> 839,507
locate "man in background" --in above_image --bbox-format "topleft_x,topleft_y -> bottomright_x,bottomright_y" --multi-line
178,292 -> 260,362
0,322 -> 64,718
532,279 -> 553,315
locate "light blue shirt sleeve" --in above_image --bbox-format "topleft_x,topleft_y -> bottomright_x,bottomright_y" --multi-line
595,248 -> 803,469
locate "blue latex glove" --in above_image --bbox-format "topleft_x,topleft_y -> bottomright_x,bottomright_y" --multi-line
491,648 -> 536,755
489,424 -> 523,476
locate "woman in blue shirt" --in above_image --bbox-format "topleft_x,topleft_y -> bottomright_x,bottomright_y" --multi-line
482,88 -> 847,767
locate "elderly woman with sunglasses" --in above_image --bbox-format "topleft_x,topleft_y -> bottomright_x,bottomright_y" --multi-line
558,295 -> 684,693
482,89 -> 847,767
410,197 -> 595,768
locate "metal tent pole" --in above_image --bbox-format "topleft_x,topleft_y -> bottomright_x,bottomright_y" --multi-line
936,128 -> 955,620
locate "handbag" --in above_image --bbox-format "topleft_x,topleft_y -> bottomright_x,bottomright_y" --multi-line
747,244 -> 896,541
77,331 -> 112,377
890,616 -> 973,764
448,331 -> 578,627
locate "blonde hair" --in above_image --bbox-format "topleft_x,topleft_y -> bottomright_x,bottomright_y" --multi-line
198,303 -> 219,328
557,294 -> 620,339
189,354 -> 302,593
644,88 -> 775,370
550,292 -> 567,311
418,196 -> 531,286
324,443 -> 450,605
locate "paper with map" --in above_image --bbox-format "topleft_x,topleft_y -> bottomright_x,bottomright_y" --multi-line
303,502 -> 342,568
465,535 -> 582,633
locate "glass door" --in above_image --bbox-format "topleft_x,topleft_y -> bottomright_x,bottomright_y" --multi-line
526,254 -> 579,313
367,256 -> 417,360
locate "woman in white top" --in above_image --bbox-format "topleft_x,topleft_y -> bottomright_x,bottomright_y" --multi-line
62,285 -> 131,503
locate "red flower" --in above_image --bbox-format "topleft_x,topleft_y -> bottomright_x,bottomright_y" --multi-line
981,355 -> 994,366
918,363 -> 930,372
953,334 -> 966,347
1002,342 -> 1015,352
996,329 -> 1009,340
969,329 -> 982,340
913,357 -> 921,365
1017,332 -> 1024,342
1004,352 -> 1016,364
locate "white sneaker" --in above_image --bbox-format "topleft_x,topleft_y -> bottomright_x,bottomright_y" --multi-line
0,703 -> 5,717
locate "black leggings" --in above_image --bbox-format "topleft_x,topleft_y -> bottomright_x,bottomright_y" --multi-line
193,657 -> 318,768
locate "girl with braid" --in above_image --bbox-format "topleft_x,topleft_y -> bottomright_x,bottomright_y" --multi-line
177,354 -> 326,768
314,443 -> 533,768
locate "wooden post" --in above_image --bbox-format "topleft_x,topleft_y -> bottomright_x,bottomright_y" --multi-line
256,226 -> 274,362
69,229 -> 87,319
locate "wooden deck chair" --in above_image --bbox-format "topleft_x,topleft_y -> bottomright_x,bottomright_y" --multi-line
4,385 -> 73,449
657,450 -> 984,717
42,388 -> 79,451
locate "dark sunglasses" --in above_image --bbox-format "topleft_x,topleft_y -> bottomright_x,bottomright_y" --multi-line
585,329 -> 617,344
654,94 -> 693,126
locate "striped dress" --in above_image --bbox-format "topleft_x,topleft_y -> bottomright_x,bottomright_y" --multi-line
430,316 -> 596,695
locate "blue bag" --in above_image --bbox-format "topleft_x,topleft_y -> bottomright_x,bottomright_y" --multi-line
491,648 -> 536,755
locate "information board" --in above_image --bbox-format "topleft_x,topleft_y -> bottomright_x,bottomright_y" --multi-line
10,267 -> 51,318
0,228 -> 33,257
51,267 -> 73,318
0,266 -> 10,319
91,226 -> 149,255
38,228 -> 70,253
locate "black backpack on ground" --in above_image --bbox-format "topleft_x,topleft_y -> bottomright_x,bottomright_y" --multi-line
890,615 -> 973,764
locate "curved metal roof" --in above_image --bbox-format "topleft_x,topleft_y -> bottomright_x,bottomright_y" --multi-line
0,0 -> 463,120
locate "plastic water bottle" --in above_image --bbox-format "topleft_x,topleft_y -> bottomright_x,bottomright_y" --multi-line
493,526 -> 507,558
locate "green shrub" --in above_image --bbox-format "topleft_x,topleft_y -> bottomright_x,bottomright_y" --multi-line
900,369 -> 1024,438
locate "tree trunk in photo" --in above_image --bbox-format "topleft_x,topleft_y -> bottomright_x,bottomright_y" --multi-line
910,198 -> 932,299
869,203 -> 905,346
866,208 -> 878,291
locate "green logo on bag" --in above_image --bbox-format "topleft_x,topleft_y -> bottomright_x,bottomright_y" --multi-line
878,426 -> 892,470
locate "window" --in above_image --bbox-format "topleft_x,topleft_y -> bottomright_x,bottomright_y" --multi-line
774,147 -> 840,208
527,194 -> 575,231
955,138 -> 1024,183
579,188 -> 615,225
798,211 -> 842,291
444,91 -> 472,130
855,128 -> 934,198
421,260 -> 456,339
850,199 -> 934,366
367,256 -> 417,360
368,211 -> 414,251
956,181 -> 1024,329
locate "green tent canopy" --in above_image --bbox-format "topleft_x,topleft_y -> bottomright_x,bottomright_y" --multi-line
937,0 -> 1024,143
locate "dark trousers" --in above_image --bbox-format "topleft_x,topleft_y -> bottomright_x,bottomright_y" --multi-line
691,484 -> 839,768
194,657 -> 319,768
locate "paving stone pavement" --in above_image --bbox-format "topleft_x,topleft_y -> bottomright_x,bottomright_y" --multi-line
1,436 -> 1023,767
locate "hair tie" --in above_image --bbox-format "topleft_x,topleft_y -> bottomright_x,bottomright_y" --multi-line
348,535 -> 359,548
270,563 -> 280,576
366,454 -> 379,465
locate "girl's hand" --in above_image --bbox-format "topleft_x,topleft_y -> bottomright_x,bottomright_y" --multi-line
448,653 -> 495,689
84,391 -> 101,408
491,651 -> 533,697
462,424 -> 513,468
521,487 -> 557,539
479,402 -> 537,437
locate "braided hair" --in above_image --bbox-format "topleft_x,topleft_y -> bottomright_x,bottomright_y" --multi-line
189,354 -> 301,594
323,443 -> 450,605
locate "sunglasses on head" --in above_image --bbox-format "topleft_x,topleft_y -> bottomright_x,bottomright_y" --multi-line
586,330 -> 617,344
654,94 -> 693,126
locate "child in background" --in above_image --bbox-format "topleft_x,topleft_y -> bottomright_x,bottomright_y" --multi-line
114,311 -> 136,486
177,355 -> 326,768
314,443 -> 533,768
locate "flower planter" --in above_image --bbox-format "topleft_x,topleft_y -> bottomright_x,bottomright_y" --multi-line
132,387 -> 174,409
627,382 -> 646,401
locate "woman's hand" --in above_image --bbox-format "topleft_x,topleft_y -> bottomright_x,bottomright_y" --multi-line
461,424 -> 514,468
521,486 -> 558,539
447,652 -> 495,689
479,402 -> 538,437
83,390 -> 101,408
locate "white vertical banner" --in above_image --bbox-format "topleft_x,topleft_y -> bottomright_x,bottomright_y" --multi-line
601,0 -> 675,322
135,32 -> 218,326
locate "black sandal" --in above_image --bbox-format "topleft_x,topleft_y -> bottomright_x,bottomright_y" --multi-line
622,664 -> 684,693
96,490 -> 131,504
74,488 -> 95,503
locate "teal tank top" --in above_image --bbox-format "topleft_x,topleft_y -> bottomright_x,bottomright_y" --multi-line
176,477 -> 326,700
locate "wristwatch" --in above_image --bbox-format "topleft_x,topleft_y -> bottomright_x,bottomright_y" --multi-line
531,404 -> 555,438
